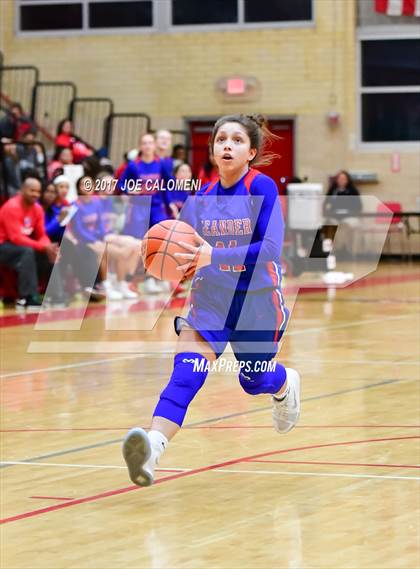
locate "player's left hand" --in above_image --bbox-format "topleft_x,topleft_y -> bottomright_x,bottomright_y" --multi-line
175,233 -> 212,272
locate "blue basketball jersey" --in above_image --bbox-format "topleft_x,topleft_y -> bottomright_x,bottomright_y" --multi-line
181,168 -> 284,292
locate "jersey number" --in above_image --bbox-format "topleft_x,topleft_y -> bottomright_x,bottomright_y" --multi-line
215,241 -> 246,272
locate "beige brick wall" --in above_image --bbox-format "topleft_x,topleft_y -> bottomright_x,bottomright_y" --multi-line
1,0 -> 419,217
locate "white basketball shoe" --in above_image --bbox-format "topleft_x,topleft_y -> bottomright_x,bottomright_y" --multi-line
272,368 -> 301,433
122,428 -> 158,487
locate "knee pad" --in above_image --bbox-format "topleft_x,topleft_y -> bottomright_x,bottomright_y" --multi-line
153,352 -> 209,426
239,362 -> 286,396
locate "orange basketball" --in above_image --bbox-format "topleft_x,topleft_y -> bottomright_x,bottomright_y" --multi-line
141,220 -> 198,281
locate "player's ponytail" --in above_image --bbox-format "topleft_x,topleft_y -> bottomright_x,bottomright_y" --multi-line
210,114 -> 279,168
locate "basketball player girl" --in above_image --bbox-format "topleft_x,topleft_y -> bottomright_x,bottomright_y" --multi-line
123,114 -> 301,487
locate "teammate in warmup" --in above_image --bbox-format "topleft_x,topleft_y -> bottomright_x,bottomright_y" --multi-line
123,114 -> 301,486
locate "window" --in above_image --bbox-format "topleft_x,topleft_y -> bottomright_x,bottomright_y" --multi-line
244,0 -> 312,23
89,1 -> 152,28
362,39 -> 420,86
172,0 -> 237,26
18,0 -> 153,33
20,3 -> 83,31
360,38 -> 420,143
18,0 -> 314,34
171,0 -> 312,27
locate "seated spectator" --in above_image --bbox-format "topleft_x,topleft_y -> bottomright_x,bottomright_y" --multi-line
40,179 -> 101,299
0,176 -> 64,308
0,102 -> 34,143
40,182 -> 67,242
48,147 -> 74,181
16,128 -> 45,182
55,119 -> 93,163
71,176 -> 138,300
323,170 -> 362,256
53,174 -> 71,205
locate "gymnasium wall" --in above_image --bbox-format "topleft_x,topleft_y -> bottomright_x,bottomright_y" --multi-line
1,0 -> 419,211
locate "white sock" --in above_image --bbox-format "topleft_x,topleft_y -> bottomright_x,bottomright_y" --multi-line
148,430 -> 168,462
273,382 -> 289,402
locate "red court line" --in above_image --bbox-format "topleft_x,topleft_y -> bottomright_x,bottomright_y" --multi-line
29,496 -> 73,501
1,435 -> 418,525
1,272 -> 418,329
249,459 -> 420,469
2,424 -> 419,432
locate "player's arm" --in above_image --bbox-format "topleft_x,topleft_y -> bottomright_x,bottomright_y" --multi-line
211,176 -> 284,265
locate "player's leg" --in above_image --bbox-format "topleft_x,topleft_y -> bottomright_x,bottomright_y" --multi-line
123,328 -> 217,486
232,288 -> 301,433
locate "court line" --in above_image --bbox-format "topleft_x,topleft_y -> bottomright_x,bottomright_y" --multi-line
1,435 -> 418,525
0,354 -> 161,379
2,423 -> 419,433
214,469 -> 420,481
249,459 -> 420,469
2,309 -> 417,377
185,379 -> 400,428
30,496 -> 73,501
0,379 -> 400,469
3,458 -> 418,471
0,461 -> 186,472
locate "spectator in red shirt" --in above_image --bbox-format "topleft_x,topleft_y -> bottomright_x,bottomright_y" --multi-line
0,177 -> 64,308
48,147 -> 74,181
55,119 -> 92,163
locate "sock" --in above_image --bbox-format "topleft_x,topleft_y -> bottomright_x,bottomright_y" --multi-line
148,429 -> 168,462
125,273 -> 134,282
273,382 -> 289,402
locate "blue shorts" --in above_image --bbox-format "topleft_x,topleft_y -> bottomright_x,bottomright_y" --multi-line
175,277 -> 289,361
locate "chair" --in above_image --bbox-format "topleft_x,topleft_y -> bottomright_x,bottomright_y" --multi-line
376,201 -> 411,260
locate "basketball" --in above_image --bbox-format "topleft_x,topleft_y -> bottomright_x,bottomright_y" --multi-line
141,219 -> 198,281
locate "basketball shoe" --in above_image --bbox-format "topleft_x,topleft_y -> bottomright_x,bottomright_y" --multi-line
123,428 -> 159,487
272,368 -> 301,433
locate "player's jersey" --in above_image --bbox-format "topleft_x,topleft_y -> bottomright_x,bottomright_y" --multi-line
71,197 -> 105,243
117,158 -> 167,206
98,197 -> 116,235
181,168 -> 284,292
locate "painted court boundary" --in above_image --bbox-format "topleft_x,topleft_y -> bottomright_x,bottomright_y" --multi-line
1,435 -> 418,525
0,378 -> 400,469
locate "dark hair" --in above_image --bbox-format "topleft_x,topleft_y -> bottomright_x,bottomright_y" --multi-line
329,170 -> 357,193
174,162 -> 192,176
172,143 -> 186,157
11,102 -> 23,113
40,181 -> 57,208
20,127 -> 37,137
21,170 -> 41,184
53,146 -> 72,161
209,114 -> 278,167
57,118 -> 72,136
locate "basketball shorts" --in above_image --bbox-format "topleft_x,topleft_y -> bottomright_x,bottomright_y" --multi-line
175,277 -> 289,361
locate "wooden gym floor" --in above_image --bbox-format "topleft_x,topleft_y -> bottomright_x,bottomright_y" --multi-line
1,262 -> 419,569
